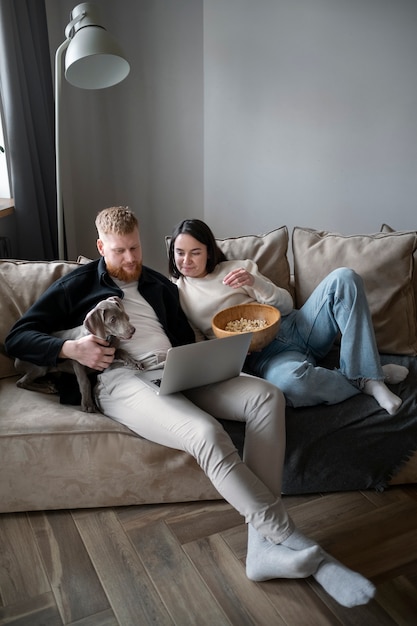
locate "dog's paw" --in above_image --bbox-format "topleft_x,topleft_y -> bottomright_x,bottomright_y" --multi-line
16,379 -> 58,394
120,357 -> 143,370
81,402 -> 96,413
44,382 -> 59,394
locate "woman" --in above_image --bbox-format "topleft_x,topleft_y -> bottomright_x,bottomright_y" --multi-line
169,219 -> 408,414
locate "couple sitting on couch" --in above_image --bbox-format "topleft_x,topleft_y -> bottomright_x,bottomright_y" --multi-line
7,205 -> 406,609
169,217 -> 408,414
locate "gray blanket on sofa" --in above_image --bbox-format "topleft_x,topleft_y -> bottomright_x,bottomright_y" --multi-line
281,353 -> 417,494
221,352 -> 417,494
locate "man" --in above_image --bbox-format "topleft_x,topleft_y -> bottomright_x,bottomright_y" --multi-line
5,206 -> 376,608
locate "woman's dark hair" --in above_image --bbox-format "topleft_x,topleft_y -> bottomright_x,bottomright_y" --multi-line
168,219 -> 227,279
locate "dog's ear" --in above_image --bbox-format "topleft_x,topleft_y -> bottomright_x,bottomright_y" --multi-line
106,296 -> 123,310
84,307 -> 106,337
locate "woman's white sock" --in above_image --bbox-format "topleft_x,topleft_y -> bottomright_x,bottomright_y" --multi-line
363,379 -> 402,415
382,363 -> 409,384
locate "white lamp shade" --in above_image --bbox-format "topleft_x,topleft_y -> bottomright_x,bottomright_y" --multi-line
65,26 -> 130,89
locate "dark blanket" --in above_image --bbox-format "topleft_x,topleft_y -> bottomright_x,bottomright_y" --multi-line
57,354 -> 417,495
221,352 -> 417,494
282,353 -> 417,494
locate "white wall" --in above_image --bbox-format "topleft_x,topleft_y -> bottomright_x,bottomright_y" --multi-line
204,0 -> 417,243
45,0 -> 417,272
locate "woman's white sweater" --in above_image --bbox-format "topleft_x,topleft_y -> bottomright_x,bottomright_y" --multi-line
175,259 -> 293,340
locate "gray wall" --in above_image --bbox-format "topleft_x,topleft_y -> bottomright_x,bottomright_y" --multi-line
46,0 -> 417,272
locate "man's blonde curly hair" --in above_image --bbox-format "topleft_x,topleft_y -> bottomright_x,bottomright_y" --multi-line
95,206 -> 138,236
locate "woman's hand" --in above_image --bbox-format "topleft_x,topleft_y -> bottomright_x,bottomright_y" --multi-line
222,267 -> 255,289
60,334 -> 116,371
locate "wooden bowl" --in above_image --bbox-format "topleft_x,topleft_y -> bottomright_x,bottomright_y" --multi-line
211,303 -> 281,352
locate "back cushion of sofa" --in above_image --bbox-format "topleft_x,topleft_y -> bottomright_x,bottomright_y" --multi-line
292,227 -> 417,356
0,260 -> 81,378
215,227 -> 291,291
381,223 -> 417,310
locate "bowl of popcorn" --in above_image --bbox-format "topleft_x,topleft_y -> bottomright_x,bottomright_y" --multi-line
211,303 -> 281,352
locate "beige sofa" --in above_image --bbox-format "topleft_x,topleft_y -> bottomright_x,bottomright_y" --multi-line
1,225 -> 417,513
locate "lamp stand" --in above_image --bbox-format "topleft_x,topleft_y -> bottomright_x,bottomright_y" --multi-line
54,3 -> 130,260
55,38 -> 71,260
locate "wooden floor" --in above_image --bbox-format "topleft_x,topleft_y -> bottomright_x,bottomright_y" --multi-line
1,485 -> 417,625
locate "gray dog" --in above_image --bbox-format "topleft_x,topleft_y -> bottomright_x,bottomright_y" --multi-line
14,296 -> 139,412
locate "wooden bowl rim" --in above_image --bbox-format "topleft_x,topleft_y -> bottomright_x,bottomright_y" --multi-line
212,303 -> 280,333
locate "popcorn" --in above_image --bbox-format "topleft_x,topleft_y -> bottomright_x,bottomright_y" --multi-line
224,317 -> 269,332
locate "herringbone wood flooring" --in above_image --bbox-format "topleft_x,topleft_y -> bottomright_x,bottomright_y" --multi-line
1,485 -> 417,625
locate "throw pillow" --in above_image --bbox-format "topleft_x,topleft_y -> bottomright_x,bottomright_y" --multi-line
380,223 -> 417,310
0,260 -> 81,378
292,227 -> 417,355
215,227 -> 291,290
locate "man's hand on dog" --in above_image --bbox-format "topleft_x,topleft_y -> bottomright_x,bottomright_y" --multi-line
60,335 -> 116,371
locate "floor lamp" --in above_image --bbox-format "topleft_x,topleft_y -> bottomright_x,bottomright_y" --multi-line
55,2 -> 130,259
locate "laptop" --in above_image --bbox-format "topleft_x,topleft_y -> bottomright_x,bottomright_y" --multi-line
136,332 -> 252,395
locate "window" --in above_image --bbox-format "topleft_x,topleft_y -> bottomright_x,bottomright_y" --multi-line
0,109 -> 11,198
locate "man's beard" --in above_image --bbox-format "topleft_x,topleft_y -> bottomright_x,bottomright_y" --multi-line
107,261 -> 143,282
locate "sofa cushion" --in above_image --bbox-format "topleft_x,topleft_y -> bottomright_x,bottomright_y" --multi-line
0,260 -> 81,378
380,223 -> 417,312
167,226 -> 291,292
0,376 -> 221,512
215,227 -> 291,290
292,227 -> 417,355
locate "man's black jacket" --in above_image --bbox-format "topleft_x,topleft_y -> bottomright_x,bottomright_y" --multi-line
5,257 -> 195,366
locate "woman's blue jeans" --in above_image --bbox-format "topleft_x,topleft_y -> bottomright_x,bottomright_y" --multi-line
245,267 -> 384,407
